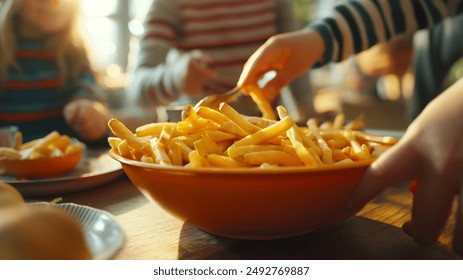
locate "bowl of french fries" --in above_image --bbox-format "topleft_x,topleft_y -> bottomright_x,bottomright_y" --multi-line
107,102 -> 399,240
0,131 -> 84,179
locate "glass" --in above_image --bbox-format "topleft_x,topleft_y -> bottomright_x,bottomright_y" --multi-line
0,126 -> 19,148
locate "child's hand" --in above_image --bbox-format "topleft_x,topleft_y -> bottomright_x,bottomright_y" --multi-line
347,78 -> 463,257
63,99 -> 112,142
238,29 -> 325,100
167,49 -> 216,98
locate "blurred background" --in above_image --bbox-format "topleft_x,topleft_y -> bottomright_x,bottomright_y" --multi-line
82,0 -> 411,131
81,0 -> 317,77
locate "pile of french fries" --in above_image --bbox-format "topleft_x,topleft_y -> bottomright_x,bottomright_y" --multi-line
107,102 -> 398,169
0,131 -> 83,161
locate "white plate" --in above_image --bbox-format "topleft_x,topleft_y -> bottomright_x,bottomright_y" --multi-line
0,149 -> 123,198
364,129 -> 404,139
30,202 -> 125,260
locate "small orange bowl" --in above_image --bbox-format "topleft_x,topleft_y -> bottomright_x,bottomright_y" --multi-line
0,150 -> 82,179
110,150 -> 372,240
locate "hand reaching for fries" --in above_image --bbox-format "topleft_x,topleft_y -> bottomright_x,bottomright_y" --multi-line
64,98 -> 112,142
238,29 -> 324,101
348,78 -> 463,257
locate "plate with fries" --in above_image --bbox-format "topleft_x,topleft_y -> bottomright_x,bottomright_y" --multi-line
0,131 -> 84,179
107,100 -> 401,239
0,131 -> 123,197
1,149 -> 123,198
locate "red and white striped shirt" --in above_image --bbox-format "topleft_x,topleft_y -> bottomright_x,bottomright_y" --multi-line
130,0 -> 314,119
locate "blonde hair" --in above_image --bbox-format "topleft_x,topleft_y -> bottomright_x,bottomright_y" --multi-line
0,0 -> 90,88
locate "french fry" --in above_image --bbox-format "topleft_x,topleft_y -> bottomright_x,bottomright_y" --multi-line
334,158 -> 354,165
141,155 -> 155,163
174,141 -> 193,162
327,138 -> 349,149
158,125 -> 173,146
196,107 -> 248,137
150,137 -> 171,165
216,140 -> 234,154
332,148 -> 350,162
307,147 -> 324,166
369,143 -> 393,158
244,150 -> 303,167
49,148 -> 63,157
259,163 -> 279,169
343,131 -> 371,160
245,85 -> 276,120
188,150 -> 202,167
307,119 -> 333,164
177,105 -> 218,133
117,139 -> 132,159
354,131 -> 398,145
228,144 -> 284,159
19,138 -> 40,150
245,116 -> 276,128
167,141 -> 183,166
333,114 -> 345,130
188,150 -> 212,167
29,151 -> 45,160
173,130 -> 236,148
319,121 -> 333,130
277,106 -> 318,167
135,122 -> 177,138
342,146 -> 352,159
299,130 -> 322,157
207,154 -> 243,168
108,118 -> 153,156
31,131 -> 60,152
193,137 -> 215,157
344,114 -> 365,130
0,147 -> 21,160
227,116 -> 294,151
108,137 -> 122,151
65,143 -> 83,155
50,135 -> 72,152
219,102 -> 261,134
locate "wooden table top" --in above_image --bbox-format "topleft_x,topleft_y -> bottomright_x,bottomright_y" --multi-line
34,173 -> 460,260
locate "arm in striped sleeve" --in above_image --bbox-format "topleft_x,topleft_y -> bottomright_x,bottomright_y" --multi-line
308,0 -> 463,66
128,0 -> 181,107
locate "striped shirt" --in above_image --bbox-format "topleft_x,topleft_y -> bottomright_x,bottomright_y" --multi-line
131,0 -> 313,118
0,38 -> 96,141
309,0 -> 463,66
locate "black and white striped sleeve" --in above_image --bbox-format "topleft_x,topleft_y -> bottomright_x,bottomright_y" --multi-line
308,0 -> 463,66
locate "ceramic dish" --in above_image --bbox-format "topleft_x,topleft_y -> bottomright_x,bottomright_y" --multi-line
1,149 -> 123,197
110,150 -> 373,240
0,150 -> 82,179
29,202 -> 124,260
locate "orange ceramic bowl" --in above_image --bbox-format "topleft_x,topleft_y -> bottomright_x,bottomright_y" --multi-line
0,150 -> 82,179
110,150 -> 373,240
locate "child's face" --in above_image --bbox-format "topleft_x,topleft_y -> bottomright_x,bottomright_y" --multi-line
17,0 -> 75,38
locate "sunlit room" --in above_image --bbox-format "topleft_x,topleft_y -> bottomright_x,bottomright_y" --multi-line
80,0 -> 413,130
2,0 -> 463,266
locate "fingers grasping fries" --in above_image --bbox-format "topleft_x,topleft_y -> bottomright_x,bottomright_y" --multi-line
108,101 -> 399,169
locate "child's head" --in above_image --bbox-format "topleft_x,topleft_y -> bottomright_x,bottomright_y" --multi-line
0,0 -> 89,86
16,0 -> 78,39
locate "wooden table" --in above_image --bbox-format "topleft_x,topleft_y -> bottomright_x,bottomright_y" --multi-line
33,173 -> 461,260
